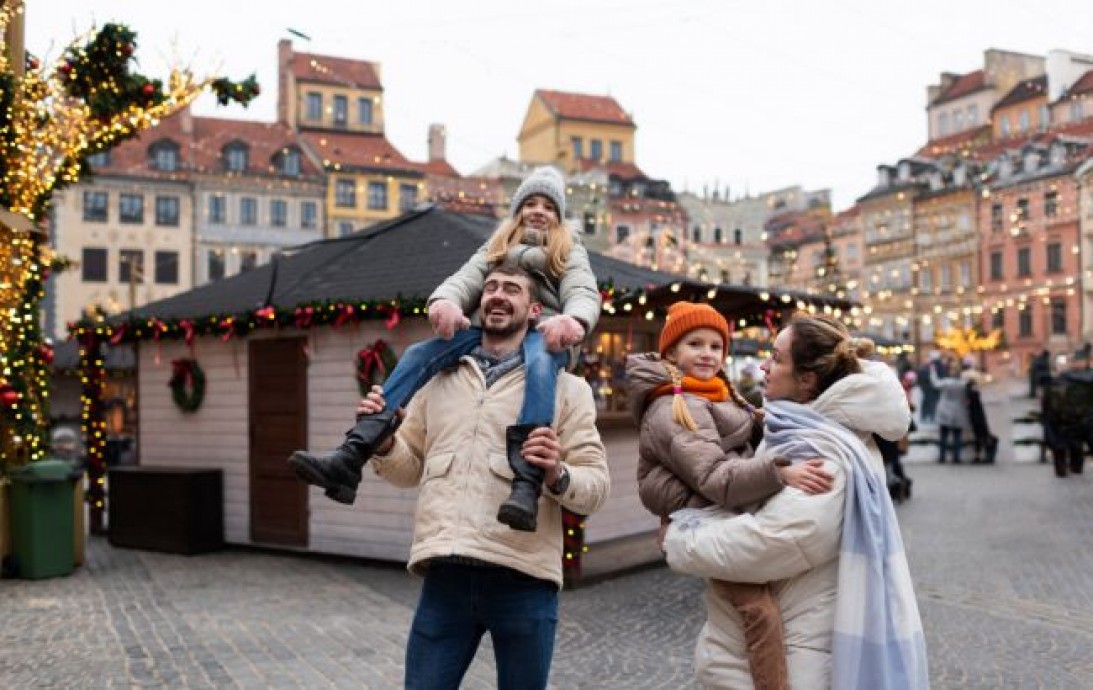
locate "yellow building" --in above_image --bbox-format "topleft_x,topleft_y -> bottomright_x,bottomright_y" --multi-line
517,89 -> 636,172
277,40 -> 424,235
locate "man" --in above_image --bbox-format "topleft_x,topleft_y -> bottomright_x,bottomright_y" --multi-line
358,264 -> 609,689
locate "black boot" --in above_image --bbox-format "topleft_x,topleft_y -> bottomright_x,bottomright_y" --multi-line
497,424 -> 545,532
287,409 -> 401,504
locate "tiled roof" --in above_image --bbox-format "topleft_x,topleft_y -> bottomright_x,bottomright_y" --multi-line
932,70 -> 988,106
419,159 -> 461,177
575,159 -> 646,180
116,206 -> 679,321
90,111 -> 322,179
915,125 -> 993,158
1059,69 -> 1093,100
991,75 -> 1048,112
535,89 -> 634,126
289,51 -> 382,89
300,131 -> 421,175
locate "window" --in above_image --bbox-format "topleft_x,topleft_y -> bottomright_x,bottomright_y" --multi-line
87,151 -> 111,168
919,268 -> 933,292
1019,305 -> 1033,337
967,104 -> 978,125
991,308 -> 1005,331
150,141 -> 180,171
279,149 -> 301,176
1017,246 -> 1031,276
734,229 -> 742,245
306,92 -> 322,121
1050,298 -> 1067,335
714,227 -> 723,243
1016,198 -> 1029,221
571,137 -> 583,160
692,225 -> 702,243
990,251 -> 1003,280
83,191 -> 108,222
338,221 -> 355,237
582,212 -> 596,235
1038,105 -> 1049,130
335,179 -> 356,208
300,201 -> 318,229
610,141 -> 622,162
224,144 -> 248,172
1071,100 -> 1084,122
207,250 -> 225,281
154,250 -> 178,284
239,251 -> 258,273
1001,116 -> 1011,137
1044,190 -> 1058,217
367,181 -> 388,210
939,264 -> 952,291
960,262 -> 971,288
333,95 -> 348,127
1018,110 -> 1030,131
398,183 -> 418,212
990,203 -> 1003,232
616,225 -> 630,244
720,270 -> 730,284
119,194 -> 144,224
938,112 -> 949,136
357,97 -> 373,124
155,196 -> 180,226
209,195 -> 226,224
953,109 -> 964,131
270,199 -> 287,227
118,249 -> 144,284
590,139 -> 603,161
240,197 -> 258,226
1046,242 -> 1062,273
81,248 -> 107,282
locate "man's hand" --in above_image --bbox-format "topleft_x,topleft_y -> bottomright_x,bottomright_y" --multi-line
537,314 -> 585,352
428,299 -> 470,340
356,385 -> 403,455
778,458 -> 834,494
520,427 -> 563,486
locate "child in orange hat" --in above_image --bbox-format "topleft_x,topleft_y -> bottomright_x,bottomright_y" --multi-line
626,301 -> 833,690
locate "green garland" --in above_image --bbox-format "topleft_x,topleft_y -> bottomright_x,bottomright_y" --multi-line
168,358 -> 205,413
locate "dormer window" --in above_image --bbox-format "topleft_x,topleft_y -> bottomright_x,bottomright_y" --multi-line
87,151 -> 111,168
878,167 -> 891,188
953,165 -> 967,187
149,140 -> 180,172
998,157 -> 1013,179
898,162 -> 911,182
277,148 -> 301,176
928,171 -> 943,191
1023,151 -> 1040,173
1050,143 -> 1066,167
224,143 -> 249,173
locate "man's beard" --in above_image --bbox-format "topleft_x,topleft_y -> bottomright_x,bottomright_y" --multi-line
480,300 -> 528,337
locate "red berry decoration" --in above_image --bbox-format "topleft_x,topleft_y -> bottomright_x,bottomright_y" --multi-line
121,43 -> 134,56
142,83 -> 155,96
253,84 -> 261,95
0,385 -> 18,407
37,343 -> 55,365
59,62 -> 72,75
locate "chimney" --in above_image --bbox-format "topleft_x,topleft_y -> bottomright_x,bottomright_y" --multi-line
428,124 -> 447,162
174,104 -> 193,136
277,39 -> 293,126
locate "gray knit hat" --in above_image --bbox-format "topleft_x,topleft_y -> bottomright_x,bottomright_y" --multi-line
510,166 -> 566,219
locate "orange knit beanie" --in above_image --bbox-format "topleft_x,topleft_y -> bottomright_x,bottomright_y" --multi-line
658,302 -> 730,356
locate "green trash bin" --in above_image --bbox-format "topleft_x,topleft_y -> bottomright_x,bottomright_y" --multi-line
9,460 -> 78,579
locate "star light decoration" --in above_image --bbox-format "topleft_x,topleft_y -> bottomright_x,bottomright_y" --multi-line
0,3 -> 257,468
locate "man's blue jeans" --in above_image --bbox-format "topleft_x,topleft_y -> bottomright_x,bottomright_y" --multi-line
381,328 -> 569,427
405,562 -> 559,690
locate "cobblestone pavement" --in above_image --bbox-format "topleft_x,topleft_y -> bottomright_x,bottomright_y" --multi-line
2,381 -> 1091,688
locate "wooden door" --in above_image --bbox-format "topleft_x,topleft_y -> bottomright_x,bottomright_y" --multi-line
248,338 -> 308,546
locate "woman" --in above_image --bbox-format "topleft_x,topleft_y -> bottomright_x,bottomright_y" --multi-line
661,314 -> 927,689
931,357 -> 969,463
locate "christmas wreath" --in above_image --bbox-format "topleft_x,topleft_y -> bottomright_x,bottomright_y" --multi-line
168,358 -> 205,413
356,340 -> 399,394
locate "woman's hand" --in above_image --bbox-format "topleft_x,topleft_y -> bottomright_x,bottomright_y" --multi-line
778,458 -> 834,494
537,314 -> 585,351
428,299 -> 470,339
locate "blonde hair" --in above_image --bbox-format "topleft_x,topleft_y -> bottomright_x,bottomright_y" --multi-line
663,361 -> 761,432
485,214 -> 573,277
788,313 -> 875,400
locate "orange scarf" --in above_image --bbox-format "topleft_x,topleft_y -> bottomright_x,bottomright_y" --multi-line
649,375 -> 729,404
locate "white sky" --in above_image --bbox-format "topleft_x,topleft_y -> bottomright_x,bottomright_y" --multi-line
27,0 -> 1093,210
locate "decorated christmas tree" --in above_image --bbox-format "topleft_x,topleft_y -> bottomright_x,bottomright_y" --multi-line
0,0 -> 257,470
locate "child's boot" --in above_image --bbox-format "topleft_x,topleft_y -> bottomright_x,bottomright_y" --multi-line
497,424 -> 545,532
288,409 -> 401,504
